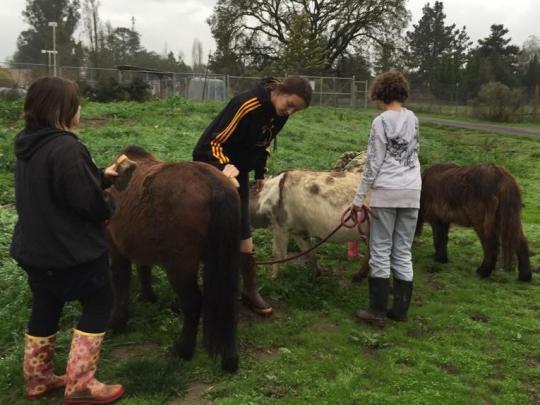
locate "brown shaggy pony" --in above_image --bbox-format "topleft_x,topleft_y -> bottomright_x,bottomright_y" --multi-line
106,146 -> 241,372
417,163 -> 531,282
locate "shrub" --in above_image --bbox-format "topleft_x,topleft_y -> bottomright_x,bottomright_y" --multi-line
124,77 -> 151,102
77,79 -> 98,100
472,82 -> 523,122
0,100 -> 23,124
94,76 -> 129,102
79,77 -> 151,102
0,69 -> 15,88
0,88 -> 25,102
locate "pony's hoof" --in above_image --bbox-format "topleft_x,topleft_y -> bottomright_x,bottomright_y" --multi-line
170,343 -> 195,361
434,255 -> 448,264
351,271 -> 367,283
476,266 -> 492,278
221,356 -> 239,373
314,265 -> 326,276
169,299 -> 181,314
139,291 -> 158,303
108,313 -> 128,333
518,272 -> 532,282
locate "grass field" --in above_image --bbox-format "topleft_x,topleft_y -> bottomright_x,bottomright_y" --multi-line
407,102 -> 540,128
0,98 -> 539,404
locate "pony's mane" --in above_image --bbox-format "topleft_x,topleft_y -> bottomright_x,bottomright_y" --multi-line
120,145 -> 160,162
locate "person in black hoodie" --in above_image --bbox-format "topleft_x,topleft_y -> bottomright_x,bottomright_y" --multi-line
11,77 -> 124,404
193,76 -> 312,316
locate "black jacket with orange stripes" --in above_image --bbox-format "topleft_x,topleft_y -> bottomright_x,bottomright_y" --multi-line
192,79 -> 288,179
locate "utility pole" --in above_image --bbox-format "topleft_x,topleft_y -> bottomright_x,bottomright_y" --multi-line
41,50 -> 50,75
41,49 -> 56,75
48,22 -> 58,76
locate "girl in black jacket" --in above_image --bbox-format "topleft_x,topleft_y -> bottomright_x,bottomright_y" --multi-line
193,76 -> 312,315
12,77 -> 124,404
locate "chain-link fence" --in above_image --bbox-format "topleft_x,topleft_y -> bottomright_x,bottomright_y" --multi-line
0,62 -> 369,108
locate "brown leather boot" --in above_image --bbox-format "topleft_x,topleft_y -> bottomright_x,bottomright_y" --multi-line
23,333 -> 66,400
240,251 -> 272,316
64,330 -> 124,404
355,277 -> 390,327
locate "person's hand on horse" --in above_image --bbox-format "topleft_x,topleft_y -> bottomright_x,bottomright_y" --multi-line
104,163 -> 119,180
255,179 -> 264,193
222,164 -> 240,188
222,164 -> 239,178
351,203 -> 364,213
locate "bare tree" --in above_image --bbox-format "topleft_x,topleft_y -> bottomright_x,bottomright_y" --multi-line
209,0 -> 409,71
83,0 -> 102,67
192,38 -> 204,72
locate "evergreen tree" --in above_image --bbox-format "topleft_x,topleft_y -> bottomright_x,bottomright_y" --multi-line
107,27 -> 141,65
405,1 -> 470,100
464,24 -> 520,98
14,0 -> 83,66
273,14 -> 327,76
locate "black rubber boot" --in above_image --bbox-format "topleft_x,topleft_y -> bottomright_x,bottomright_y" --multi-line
387,278 -> 413,321
355,277 -> 390,327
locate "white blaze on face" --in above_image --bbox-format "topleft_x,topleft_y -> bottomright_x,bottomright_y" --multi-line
256,173 -> 286,216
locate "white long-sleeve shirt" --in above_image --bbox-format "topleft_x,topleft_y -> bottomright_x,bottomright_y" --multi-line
353,108 -> 421,208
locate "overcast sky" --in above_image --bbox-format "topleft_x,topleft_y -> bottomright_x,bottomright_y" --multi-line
0,0 -> 538,66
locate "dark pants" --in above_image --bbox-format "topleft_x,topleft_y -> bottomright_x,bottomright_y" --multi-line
237,171 -> 251,240
23,254 -> 114,336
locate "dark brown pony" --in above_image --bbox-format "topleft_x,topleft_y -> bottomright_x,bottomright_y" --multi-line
106,146 -> 241,371
417,163 -> 531,282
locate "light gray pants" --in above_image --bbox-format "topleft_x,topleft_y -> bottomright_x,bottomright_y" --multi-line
369,207 -> 419,281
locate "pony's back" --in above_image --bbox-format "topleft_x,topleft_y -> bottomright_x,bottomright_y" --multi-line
106,148 -> 242,370
417,163 -> 531,281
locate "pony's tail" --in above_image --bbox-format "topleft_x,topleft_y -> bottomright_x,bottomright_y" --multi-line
497,169 -> 531,281
201,171 -> 241,368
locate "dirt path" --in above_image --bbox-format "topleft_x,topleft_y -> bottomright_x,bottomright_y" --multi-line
420,117 -> 540,138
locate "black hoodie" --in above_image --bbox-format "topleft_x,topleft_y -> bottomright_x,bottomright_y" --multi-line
192,79 -> 288,179
10,127 -> 114,269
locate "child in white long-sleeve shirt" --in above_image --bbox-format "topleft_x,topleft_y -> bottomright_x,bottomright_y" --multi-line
352,70 -> 421,327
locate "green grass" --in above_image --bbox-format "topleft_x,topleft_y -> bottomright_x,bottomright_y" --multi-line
416,111 -> 540,131
0,98 -> 539,404
408,102 -> 540,129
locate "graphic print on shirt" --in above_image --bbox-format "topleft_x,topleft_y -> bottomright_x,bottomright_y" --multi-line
383,117 -> 419,169
256,117 -> 276,147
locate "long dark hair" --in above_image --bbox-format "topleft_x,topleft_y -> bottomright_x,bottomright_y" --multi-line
264,76 -> 313,107
24,77 -> 80,131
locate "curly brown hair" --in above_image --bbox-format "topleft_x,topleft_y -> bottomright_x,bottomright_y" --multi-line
369,70 -> 409,104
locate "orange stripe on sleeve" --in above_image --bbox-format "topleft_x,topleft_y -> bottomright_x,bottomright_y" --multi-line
215,98 -> 261,143
210,98 -> 261,164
